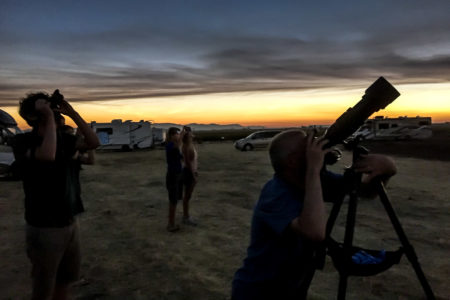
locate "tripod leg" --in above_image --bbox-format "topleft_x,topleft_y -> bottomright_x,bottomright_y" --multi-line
336,187 -> 359,300
326,194 -> 345,237
344,190 -> 358,246
377,182 -> 436,300
337,275 -> 348,300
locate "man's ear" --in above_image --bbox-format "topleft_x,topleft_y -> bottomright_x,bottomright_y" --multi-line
287,151 -> 307,174
286,153 -> 297,169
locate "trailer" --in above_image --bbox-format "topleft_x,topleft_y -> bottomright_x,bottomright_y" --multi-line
351,116 -> 432,141
91,119 -> 153,150
152,127 -> 166,145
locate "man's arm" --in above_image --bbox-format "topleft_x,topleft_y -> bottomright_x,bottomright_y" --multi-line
182,147 -> 196,175
291,164 -> 327,241
353,154 -> 397,197
56,99 -> 100,150
290,136 -> 331,242
34,99 -> 57,161
79,150 -> 95,165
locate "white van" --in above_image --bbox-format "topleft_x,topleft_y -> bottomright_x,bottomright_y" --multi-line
234,130 -> 282,151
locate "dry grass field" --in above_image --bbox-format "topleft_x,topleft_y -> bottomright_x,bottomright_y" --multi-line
1,131 -> 449,299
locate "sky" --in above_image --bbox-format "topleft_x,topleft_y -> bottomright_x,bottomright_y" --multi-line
1,0 -> 449,128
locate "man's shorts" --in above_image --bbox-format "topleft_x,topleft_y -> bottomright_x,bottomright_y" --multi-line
166,171 -> 183,204
26,220 -> 81,298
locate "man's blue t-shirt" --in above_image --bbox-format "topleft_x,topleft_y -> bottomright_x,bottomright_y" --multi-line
232,171 -> 344,298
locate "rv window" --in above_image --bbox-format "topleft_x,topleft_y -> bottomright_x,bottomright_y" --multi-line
97,128 -> 113,135
419,121 -> 430,126
378,123 -> 389,129
391,124 -> 398,128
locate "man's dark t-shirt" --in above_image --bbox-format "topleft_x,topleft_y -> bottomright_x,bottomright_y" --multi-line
165,141 -> 182,174
12,130 -> 84,227
232,171 -> 344,299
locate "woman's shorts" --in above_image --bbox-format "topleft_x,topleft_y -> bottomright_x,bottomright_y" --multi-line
182,168 -> 196,187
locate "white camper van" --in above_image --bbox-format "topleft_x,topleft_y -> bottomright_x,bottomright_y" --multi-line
351,116 -> 432,141
91,119 -> 153,150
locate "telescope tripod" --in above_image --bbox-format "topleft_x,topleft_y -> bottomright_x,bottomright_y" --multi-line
325,146 -> 435,300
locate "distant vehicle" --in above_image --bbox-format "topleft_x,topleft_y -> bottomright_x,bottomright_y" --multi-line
234,130 -> 282,151
0,146 -> 16,179
349,116 -> 432,141
91,119 -> 153,150
0,109 -> 22,179
378,125 -> 432,140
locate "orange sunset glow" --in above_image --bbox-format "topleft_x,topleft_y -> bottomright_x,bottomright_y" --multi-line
3,82 -> 450,130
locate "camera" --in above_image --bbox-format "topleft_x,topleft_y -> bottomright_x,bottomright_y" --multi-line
48,89 -> 64,109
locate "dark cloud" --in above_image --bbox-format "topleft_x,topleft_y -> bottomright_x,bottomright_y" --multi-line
1,1 -> 449,106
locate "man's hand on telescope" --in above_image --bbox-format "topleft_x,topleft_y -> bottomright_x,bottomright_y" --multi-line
305,134 -> 332,174
353,154 -> 397,183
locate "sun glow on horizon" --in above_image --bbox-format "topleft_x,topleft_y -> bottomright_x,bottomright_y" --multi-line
3,83 -> 450,130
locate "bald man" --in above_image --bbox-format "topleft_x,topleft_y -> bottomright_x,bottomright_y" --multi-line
232,130 -> 396,300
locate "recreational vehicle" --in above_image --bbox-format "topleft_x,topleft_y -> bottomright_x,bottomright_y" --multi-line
152,127 -> 166,145
91,119 -> 153,150
351,116 -> 432,141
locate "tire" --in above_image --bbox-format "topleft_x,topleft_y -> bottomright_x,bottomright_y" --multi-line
10,161 -> 21,180
121,145 -> 131,151
243,144 -> 253,151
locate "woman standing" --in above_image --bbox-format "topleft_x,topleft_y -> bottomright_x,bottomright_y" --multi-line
165,127 -> 183,232
181,126 -> 198,226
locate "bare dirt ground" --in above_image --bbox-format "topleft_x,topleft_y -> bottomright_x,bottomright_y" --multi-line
1,137 -> 449,299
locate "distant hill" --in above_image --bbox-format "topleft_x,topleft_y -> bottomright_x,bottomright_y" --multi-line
152,123 -> 265,131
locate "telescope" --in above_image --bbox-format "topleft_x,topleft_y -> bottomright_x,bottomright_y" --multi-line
323,77 -> 400,149
319,77 -> 436,300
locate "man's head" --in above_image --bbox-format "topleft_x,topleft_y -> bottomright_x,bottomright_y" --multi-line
269,129 -> 307,176
19,92 -> 51,127
167,127 -> 181,143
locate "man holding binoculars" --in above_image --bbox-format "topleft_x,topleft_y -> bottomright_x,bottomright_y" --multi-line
13,91 -> 99,300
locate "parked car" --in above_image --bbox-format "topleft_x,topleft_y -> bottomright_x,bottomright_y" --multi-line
0,145 -> 17,179
234,130 -> 282,151
0,109 -> 22,179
